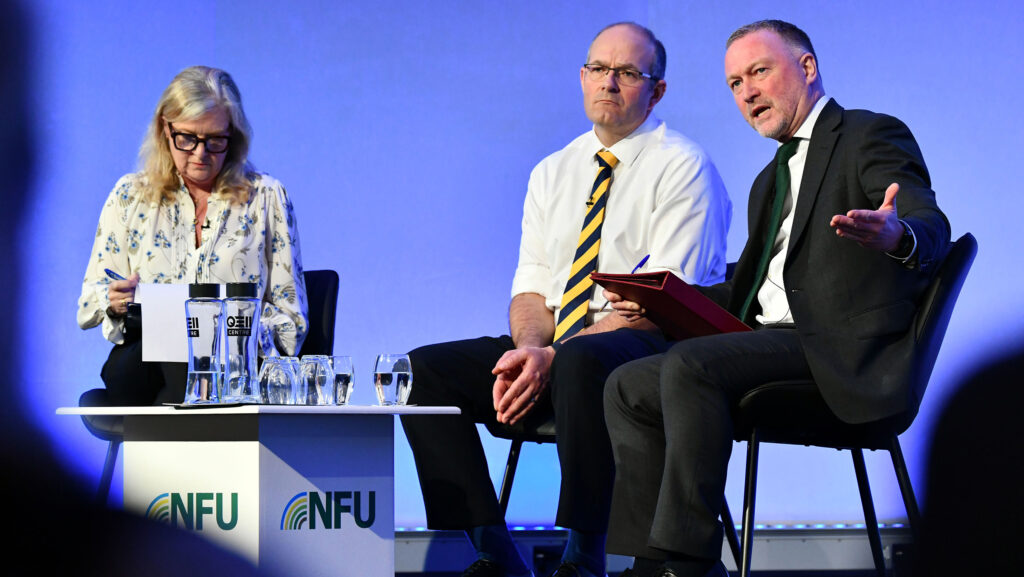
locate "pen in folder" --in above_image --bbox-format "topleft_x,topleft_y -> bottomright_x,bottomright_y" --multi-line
599,254 -> 651,311
104,268 -> 126,281
630,255 -> 650,274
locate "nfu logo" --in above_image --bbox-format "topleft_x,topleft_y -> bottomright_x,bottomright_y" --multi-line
280,491 -> 376,530
146,492 -> 238,531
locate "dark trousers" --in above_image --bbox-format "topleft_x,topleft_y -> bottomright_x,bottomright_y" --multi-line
400,328 -> 669,531
604,328 -> 811,560
101,341 -> 187,406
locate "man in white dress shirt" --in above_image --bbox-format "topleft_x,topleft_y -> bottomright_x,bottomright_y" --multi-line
400,22 -> 731,577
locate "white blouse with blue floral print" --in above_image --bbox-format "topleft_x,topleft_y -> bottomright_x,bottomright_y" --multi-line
78,172 -> 308,356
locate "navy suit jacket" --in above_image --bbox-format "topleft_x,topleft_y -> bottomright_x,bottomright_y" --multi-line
701,99 -> 951,423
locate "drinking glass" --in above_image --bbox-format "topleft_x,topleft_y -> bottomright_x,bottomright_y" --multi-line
374,354 -> 413,406
301,355 -> 334,405
258,357 -> 295,404
282,356 -> 304,405
331,356 -> 354,405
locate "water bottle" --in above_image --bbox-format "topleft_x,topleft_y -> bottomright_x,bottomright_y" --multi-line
222,282 -> 261,403
184,283 -> 224,404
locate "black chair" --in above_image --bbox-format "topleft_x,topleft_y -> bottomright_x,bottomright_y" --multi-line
730,233 -> 977,577
79,269 -> 340,504
484,416 -> 558,517
295,269 -> 340,357
78,388 -> 125,504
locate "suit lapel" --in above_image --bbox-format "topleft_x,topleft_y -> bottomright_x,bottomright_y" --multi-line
747,162 -> 776,239
789,100 -> 842,252
727,161 -> 776,313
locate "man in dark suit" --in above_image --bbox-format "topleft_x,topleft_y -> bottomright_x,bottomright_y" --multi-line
600,20 -> 950,577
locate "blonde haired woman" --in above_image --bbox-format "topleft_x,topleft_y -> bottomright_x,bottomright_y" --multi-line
78,66 -> 307,405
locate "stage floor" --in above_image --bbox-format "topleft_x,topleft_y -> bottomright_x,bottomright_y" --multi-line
394,528 -> 914,576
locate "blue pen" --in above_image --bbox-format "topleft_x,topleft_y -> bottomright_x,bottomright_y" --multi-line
630,254 -> 650,274
104,268 -> 126,281
599,254 -> 651,311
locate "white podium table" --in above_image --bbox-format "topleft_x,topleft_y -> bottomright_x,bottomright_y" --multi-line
57,404 -> 459,576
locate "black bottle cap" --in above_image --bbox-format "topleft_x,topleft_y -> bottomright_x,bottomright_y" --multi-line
188,283 -> 220,298
226,282 -> 258,298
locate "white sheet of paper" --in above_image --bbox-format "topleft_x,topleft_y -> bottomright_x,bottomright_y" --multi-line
136,283 -> 191,363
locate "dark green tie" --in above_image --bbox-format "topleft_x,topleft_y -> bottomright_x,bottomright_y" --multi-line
739,138 -> 801,322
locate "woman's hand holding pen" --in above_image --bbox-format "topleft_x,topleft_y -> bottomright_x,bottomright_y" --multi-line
106,271 -> 140,317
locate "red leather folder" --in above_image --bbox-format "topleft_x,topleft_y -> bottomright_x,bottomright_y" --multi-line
590,270 -> 751,340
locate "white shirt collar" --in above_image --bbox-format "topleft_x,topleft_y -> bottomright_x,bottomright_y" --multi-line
589,115 -> 662,168
788,95 -> 830,144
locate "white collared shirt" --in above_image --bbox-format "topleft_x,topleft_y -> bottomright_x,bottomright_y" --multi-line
755,96 -> 831,325
512,115 -> 732,323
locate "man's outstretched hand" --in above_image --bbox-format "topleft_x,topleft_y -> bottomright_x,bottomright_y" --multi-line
830,182 -> 904,252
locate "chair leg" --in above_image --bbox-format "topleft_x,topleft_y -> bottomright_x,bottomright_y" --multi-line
851,449 -> 886,577
888,436 -> 921,544
97,439 -> 122,505
720,496 -> 742,570
740,430 -> 760,577
498,439 -> 524,516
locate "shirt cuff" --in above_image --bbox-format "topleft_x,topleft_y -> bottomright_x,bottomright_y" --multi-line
886,219 -> 918,264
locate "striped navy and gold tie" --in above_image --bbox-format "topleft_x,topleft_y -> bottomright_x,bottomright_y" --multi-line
553,150 -> 618,342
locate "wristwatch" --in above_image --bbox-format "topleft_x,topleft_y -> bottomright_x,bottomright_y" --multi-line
890,219 -> 918,262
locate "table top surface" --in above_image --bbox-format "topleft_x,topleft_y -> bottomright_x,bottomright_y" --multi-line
57,404 -> 460,416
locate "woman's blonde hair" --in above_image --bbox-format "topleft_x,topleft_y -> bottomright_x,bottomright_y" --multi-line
139,66 -> 254,204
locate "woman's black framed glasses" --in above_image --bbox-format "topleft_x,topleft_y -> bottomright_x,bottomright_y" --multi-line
168,122 -> 230,154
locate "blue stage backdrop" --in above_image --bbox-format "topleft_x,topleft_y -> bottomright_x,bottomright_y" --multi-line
25,0 -> 1022,528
